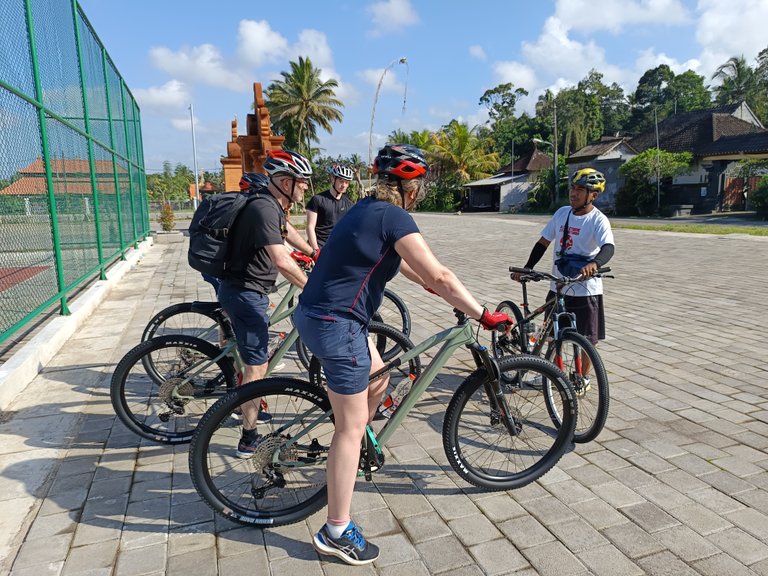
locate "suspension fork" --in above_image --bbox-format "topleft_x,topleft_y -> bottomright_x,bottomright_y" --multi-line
469,342 -> 521,436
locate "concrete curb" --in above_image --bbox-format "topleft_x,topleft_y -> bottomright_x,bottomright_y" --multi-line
0,238 -> 155,411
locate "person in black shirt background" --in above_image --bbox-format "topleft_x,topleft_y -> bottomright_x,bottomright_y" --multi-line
306,164 -> 355,251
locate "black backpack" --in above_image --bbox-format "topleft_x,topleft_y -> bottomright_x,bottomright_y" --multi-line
187,190 -> 259,277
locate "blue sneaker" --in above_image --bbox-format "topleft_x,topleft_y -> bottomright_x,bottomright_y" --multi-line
235,434 -> 263,459
313,521 -> 379,566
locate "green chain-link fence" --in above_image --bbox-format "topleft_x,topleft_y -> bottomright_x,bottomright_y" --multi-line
0,0 -> 149,345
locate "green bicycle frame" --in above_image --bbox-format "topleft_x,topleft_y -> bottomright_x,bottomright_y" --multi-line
275,320 -> 477,464
172,282 -> 302,400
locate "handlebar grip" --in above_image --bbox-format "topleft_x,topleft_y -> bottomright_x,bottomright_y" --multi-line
509,266 -> 531,274
597,266 -> 611,274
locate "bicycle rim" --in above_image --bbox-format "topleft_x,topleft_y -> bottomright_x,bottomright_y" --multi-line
443,355 -> 576,490
111,335 -> 233,444
544,331 -> 609,443
190,378 -> 334,527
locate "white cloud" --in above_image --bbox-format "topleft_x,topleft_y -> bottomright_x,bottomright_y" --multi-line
368,0 -> 419,37
290,29 -> 333,68
695,0 -> 768,78
554,0 -> 689,34
492,61 -> 539,92
634,48 -> 701,76
150,45 -> 246,91
359,67 -> 406,93
469,45 -> 487,61
133,80 -> 190,111
237,20 -> 289,67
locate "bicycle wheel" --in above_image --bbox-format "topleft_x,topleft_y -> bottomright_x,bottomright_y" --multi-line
190,377 -> 334,527
544,330 -> 609,443
381,289 -> 411,336
490,300 -> 527,384
141,302 -> 224,383
142,302 -> 222,343
443,355 -> 576,490
111,335 -> 236,444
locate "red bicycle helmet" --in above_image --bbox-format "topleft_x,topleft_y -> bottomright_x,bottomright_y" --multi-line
373,144 -> 428,179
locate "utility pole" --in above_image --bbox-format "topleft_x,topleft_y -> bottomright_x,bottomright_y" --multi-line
189,103 -> 200,209
655,105 -> 661,212
553,101 -> 559,204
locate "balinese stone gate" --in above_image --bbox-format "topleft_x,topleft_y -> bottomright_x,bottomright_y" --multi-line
220,82 -> 285,191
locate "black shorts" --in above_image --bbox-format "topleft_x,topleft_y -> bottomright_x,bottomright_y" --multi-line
547,291 -> 605,344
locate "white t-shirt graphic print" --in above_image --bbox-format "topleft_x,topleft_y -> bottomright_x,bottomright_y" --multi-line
540,206 -> 614,297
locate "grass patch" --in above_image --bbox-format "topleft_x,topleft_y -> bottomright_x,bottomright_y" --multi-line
613,223 -> 768,236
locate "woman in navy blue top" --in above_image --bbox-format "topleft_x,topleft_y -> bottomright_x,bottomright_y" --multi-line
294,144 -> 511,566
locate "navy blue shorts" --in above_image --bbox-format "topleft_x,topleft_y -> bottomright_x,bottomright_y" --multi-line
293,305 -> 371,395
217,283 -> 270,365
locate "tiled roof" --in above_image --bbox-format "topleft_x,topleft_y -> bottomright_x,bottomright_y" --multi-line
698,132 -> 768,156
629,102 -> 766,155
499,149 -> 552,173
568,136 -> 638,161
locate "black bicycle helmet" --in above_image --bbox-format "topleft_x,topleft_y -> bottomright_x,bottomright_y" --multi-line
239,172 -> 269,191
373,144 -> 428,179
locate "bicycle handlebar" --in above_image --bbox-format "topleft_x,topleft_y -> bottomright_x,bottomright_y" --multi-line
509,266 -> 612,283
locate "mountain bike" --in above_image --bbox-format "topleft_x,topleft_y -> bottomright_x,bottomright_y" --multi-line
111,304 -> 419,446
491,267 -> 611,443
188,309 -> 577,528
142,286 -> 411,372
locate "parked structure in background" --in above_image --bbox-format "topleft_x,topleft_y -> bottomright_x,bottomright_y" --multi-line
463,148 -> 552,212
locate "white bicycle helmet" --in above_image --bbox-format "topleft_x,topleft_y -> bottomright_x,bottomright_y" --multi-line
263,149 -> 313,179
329,164 -> 353,181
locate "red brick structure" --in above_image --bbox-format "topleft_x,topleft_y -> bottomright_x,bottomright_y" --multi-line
220,82 -> 284,191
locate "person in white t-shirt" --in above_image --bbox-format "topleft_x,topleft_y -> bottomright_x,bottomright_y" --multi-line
512,168 -> 615,375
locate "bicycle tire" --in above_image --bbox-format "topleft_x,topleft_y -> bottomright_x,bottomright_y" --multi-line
490,300 -> 528,385
111,335 -> 236,444
141,302 -> 224,382
142,301 -> 222,343
381,288 -> 411,336
442,354 -> 576,490
543,329 -> 609,443
189,377 -> 333,527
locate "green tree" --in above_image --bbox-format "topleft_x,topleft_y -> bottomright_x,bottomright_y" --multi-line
265,56 -> 344,158
424,121 -> 499,211
617,148 -> 693,215
712,55 -> 755,105
479,83 -> 529,165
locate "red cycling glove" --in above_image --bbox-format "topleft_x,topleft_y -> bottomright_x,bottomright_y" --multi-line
479,308 -> 512,331
290,251 -> 313,266
311,248 -> 321,262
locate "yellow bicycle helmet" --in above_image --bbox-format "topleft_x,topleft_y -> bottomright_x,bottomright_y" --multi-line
571,168 -> 605,193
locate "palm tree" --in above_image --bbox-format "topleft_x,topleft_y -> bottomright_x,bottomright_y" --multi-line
712,55 -> 755,105
430,121 -> 499,183
265,56 -> 344,158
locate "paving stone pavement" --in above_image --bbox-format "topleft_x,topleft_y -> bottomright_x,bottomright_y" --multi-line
1,212 -> 767,576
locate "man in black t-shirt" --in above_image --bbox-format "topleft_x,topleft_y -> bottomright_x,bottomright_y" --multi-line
217,149 -> 318,458
306,164 -> 354,250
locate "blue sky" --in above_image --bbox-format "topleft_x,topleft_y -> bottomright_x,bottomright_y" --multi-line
77,0 -> 768,174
